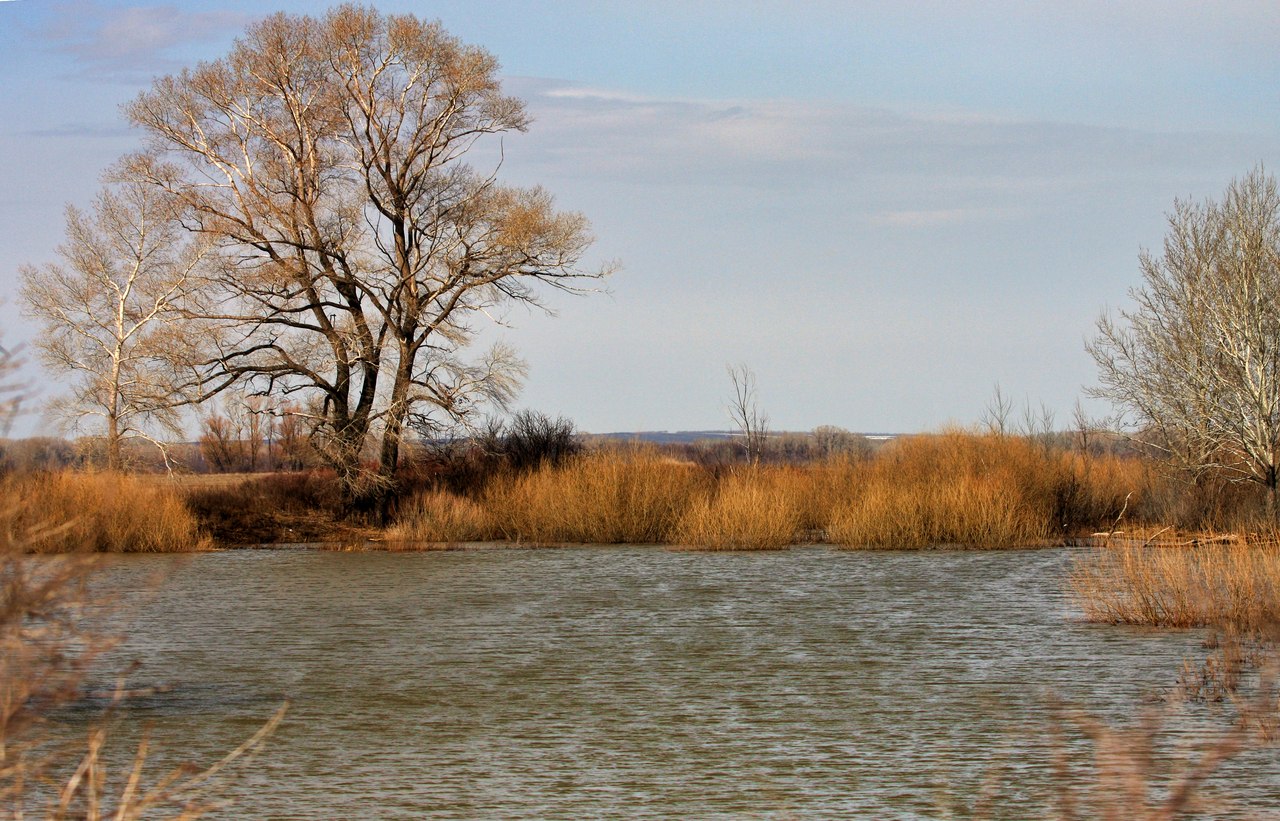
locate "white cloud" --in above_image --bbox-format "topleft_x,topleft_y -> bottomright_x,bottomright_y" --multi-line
40,1 -> 247,81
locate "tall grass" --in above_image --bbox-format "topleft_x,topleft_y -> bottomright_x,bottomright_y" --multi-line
825,432 -> 1153,549
1070,542 -> 1280,628
671,467 -> 803,549
384,489 -> 493,545
384,433 -> 1165,549
0,472 -> 208,552
485,449 -> 711,543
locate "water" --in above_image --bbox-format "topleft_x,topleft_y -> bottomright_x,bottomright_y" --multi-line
67,547 -> 1280,818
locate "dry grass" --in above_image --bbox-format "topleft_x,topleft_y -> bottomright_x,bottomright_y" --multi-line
671,467 -> 802,549
0,472 -> 209,552
380,433 -> 1166,550
826,433 -> 1057,548
1070,542 -> 1280,628
824,432 -> 1157,549
384,489 -> 493,545
482,449 -> 711,544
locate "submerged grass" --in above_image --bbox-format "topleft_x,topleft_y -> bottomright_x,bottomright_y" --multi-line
1070,541 -> 1280,628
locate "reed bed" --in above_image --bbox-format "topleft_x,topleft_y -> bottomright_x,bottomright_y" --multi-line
1070,542 -> 1280,628
0,471 -> 208,552
384,433 -> 1162,549
827,433 -> 1055,548
671,467 -> 803,549
385,489 -> 493,545
482,449 -> 711,544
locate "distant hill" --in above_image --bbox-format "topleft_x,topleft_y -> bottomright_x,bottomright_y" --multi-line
584,430 -> 899,445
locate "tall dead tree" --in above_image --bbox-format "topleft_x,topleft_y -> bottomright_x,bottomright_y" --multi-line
125,5 -> 607,508
727,364 -> 769,464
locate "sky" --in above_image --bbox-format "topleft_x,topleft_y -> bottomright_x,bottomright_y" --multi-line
2,1 -> 1279,437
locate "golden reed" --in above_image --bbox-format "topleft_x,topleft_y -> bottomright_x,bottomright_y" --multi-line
0,471 -> 208,552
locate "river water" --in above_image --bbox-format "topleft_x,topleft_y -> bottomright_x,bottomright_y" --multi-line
73,547 -> 1280,818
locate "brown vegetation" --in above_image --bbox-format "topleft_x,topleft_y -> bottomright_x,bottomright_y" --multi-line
5,430 -> 1275,553
0,472 -> 208,552
1070,541 -> 1280,629
178,471 -> 363,546
671,467 -> 802,550
826,432 -> 1148,549
386,433 -> 1163,550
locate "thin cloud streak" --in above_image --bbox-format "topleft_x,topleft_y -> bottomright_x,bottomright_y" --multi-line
38,1 -> 247,81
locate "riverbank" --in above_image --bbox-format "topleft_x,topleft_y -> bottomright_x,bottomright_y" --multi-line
7,431 -> 1277,554
7,431 -> 1280,631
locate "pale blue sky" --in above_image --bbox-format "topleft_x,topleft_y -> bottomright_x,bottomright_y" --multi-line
3,1 -> 1279,436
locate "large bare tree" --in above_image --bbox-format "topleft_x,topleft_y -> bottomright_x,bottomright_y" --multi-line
1088,166 -> 1280,507
20,179 -> 210,470
124,5 -> 607,507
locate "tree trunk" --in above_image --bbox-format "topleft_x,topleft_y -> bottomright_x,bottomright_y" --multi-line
371,361 -> 414,525
1267,465 -> 1278,521
106,412 -> 121,472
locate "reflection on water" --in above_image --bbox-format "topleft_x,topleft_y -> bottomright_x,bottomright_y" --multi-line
78,547 -> 1280,818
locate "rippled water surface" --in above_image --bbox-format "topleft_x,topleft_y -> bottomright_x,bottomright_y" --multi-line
80,547 -> 1280,818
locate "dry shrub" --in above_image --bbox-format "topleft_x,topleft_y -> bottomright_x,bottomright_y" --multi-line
181,470 -> 348,545
1071,543 -> 1280,628
0,472 -> 208,553
824,432 -> 1159,548
486,448 -> 710,543
1143,472 -> 1274,534
826,432 -> 1057,548
385,489 -> 494,545
672,467 -> 802,550
1053,451 -> 1156,533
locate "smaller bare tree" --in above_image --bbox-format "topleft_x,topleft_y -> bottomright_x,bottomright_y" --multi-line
981,383 -> 1014,436
20,177 -> 209,471
727,364 -> 769,463
0,340 -> 20,439
812,425 -> 871,460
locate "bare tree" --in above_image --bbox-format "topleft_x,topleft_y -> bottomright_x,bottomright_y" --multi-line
812,425 -> 870,460
980,383 -> 1014,436
20,179 -> 209,471
726,364 -> 769,463
1088,166 -> 1280,509
125,5 -> 608,511
0,339 -> 19,440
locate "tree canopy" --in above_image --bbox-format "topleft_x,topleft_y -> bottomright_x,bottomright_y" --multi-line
1089,166 -> 1280,497
101,4 -> 608,504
